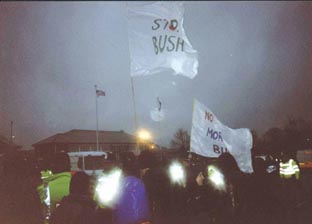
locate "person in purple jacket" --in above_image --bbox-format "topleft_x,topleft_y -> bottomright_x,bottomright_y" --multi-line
113,152 -> 151,224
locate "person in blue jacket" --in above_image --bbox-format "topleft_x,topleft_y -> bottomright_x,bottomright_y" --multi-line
113,152 -> 151,224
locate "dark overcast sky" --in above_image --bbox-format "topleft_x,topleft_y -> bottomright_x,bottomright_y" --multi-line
1,1 -> 312,149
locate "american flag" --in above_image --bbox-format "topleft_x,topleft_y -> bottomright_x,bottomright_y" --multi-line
96,89 -> 105,97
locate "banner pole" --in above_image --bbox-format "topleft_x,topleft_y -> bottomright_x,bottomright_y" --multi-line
10,121 -> 13,142
130,77 -> 138,132
130,77 -> 140,154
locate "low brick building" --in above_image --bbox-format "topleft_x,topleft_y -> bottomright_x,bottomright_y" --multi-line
33,129 -> 154,158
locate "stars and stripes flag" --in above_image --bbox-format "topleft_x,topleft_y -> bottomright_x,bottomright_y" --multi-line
96,89 -> 105,97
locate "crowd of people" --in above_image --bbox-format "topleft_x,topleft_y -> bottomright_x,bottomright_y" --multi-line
0,149 -> 311,224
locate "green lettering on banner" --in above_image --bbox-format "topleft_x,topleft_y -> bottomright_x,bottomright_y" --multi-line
152,18 -> 179,32
167,36 -> 176,51
151,35 -> 185,55
152,19 -> 161,30
176,37 -> 184,52
159,35 -> 166,53
152,36 -> 158,55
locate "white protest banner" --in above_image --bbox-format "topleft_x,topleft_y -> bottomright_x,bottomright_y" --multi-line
190,99 -> 253,173
127,1 -> 198,79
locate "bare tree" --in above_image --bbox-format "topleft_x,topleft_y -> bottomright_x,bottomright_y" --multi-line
170,128 -> 190,153
261,118 -> 312,157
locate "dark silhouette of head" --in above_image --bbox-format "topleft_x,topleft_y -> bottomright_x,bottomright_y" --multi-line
138,150 -> 157,170
70,171 -> 91,196
281,153 -> 291,163
3,152 -> 29,178
217,152 -> 240,175
253,157 -> 267,176
50,152 -> 71,174
121,152 -> 138,176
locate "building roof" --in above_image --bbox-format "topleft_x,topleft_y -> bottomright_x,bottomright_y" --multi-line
33,129 -> 138,146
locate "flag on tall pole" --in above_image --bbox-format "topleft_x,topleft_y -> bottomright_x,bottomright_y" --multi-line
94,85 -> 105,151
96,89 -> 106,97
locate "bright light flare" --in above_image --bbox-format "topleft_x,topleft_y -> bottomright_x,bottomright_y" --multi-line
41,170 -> 52,179
137,129 -> 152,141
95,169 -> 122,207
168,162 -> 185,185
208,165 -> 225,191
43,184 -> 51,206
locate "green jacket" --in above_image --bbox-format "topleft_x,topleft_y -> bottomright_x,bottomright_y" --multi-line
37,172 -> 72,217
279,159 -> 300,180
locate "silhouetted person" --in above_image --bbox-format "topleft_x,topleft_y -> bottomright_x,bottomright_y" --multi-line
278,153 -> 302,224
50,171 -> 100,224
37,152 -> 72,223
138,150 -> 157,212
243,157 -> 282,224
0,152 -> 42,224
185,169 -> 219,224
138,150 -> 177,224
216,152 -> 247,224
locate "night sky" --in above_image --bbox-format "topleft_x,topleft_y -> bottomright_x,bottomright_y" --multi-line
1,1 -> 312,149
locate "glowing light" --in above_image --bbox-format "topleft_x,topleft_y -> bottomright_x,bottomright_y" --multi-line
137,129 -> 152,141
41,170 -> 53,179
208,165 -> 225,191
168,161 -> 185,185
95,169 -> 122,207
44,184 -> 51,206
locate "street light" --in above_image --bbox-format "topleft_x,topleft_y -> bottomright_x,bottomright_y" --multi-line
137,129 -> 152,141
136,129 -> 152,152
